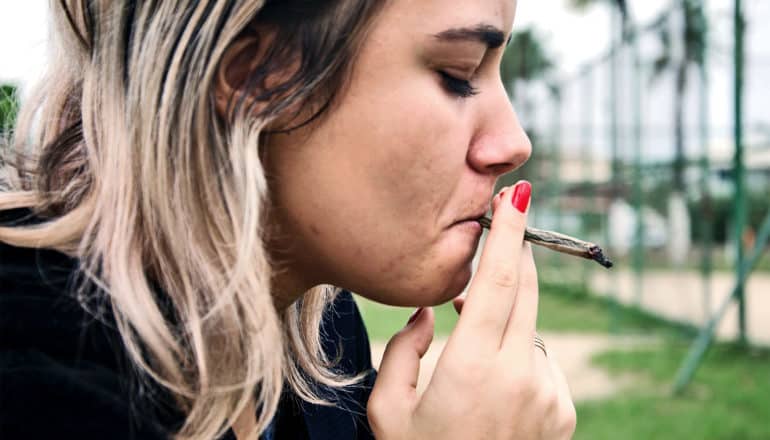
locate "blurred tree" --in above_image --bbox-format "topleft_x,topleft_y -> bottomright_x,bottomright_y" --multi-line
567,0 -> 707,190
568,0 -> 631,185
650,0 -> 708,193
0,84 -> 20,135
569,0 -> 708,264
500,27 -> 554,101
498,28 -> 554,188
649,0 -> 708,264
569,0 -> 629,23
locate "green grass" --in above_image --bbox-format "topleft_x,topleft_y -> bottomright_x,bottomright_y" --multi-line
356,278 -> 770,439
536,279 -> 698,337
356,277 -> 697,341
576,342 -> 770,440
355,298 -> 459,341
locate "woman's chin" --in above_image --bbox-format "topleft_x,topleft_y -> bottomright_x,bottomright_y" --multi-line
427,237 -> 479,303
400,260 -> 474,307
349,239 -> 479,307
437,262 -> 474,303
355,265 -> 472,308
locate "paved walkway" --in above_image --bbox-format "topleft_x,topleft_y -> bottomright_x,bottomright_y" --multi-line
370,332 -> 654,401
590,269 -> 770,346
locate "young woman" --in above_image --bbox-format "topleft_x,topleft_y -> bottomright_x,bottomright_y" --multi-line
0,0 -> 576,439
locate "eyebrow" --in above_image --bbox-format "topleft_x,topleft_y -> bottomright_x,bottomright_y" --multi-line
433,24 -> 510,49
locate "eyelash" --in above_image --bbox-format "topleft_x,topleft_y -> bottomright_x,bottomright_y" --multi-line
438,71 -> 479,98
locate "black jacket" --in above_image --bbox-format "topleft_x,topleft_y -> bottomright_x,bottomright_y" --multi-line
0,208 -> 376,439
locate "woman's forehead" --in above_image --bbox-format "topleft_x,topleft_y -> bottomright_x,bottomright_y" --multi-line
376,0 -> 517,41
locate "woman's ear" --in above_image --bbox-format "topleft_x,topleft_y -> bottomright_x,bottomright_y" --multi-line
214,35 -> 264,120
214,27 -> 304,128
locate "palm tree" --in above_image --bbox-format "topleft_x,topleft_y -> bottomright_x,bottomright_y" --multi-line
568,0 -> 631,182
648,0 -> 708,264
650,0 -> 708,192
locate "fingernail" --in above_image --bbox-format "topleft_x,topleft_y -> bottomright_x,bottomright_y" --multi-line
511,180 -> 531,213
407,308 -> 423,325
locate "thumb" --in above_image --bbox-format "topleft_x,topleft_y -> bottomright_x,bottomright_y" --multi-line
371,308 -> 434,408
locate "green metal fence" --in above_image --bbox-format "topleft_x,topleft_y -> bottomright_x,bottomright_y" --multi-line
502,0 -> 770,392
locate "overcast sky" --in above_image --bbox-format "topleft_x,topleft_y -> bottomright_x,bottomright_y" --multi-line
0,1 -> 738,90
1,1 -> 767,160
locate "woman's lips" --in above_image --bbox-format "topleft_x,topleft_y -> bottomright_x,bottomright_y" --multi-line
452,219 -> 483,234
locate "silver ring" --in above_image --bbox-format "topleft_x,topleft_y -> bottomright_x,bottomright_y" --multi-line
534,333 -> 547,357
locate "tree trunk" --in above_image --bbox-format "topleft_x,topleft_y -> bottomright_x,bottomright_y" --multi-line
668,62 -> 691,265
673,62 -> 688,191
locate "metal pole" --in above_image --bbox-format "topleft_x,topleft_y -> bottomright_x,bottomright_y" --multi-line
673,209 -> 770,393
610,12 -> 622,186
553,88 -> 563,235
581,66 -> 595,289
608,8 -> 622,333
699,0 -> 713,324
733,0 -> 747,345
548,88 -> 564,268
631,27 -> 645,306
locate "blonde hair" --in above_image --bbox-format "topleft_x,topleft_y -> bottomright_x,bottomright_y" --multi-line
0,1 -> 383,438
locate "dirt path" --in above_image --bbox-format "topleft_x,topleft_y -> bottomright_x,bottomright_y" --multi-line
370,332 -> 654,401
591,269 -> 770,345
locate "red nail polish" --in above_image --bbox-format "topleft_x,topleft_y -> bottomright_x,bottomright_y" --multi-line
511,181 -> 531,213
407,308 -> 423,325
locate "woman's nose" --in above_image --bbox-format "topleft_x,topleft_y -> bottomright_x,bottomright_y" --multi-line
467,87 -> 532,177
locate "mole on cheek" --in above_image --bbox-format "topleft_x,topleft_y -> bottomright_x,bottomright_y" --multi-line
308,223 -> 320,235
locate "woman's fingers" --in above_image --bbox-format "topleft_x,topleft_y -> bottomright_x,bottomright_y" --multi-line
455,180 -> 531,348
548,350 -> 578,437
549,352 -> 573,406
451,183 -> 507,318
449,186 -> 510,317
368,307 -> 435,428
502,242 -> 539,353
526,338 -> 576,439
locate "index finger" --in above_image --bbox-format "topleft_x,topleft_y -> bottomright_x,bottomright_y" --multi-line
502,242 -> 539,353
455,180 -> 532,346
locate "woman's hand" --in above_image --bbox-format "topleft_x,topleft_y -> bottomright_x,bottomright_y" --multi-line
368,181 -> 576,439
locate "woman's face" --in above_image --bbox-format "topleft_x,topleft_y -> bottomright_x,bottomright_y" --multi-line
266,0 -> 530,307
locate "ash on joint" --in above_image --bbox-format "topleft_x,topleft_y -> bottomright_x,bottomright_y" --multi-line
588,246 -> 614,269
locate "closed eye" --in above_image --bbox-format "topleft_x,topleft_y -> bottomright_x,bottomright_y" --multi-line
438,71 -> 478,98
